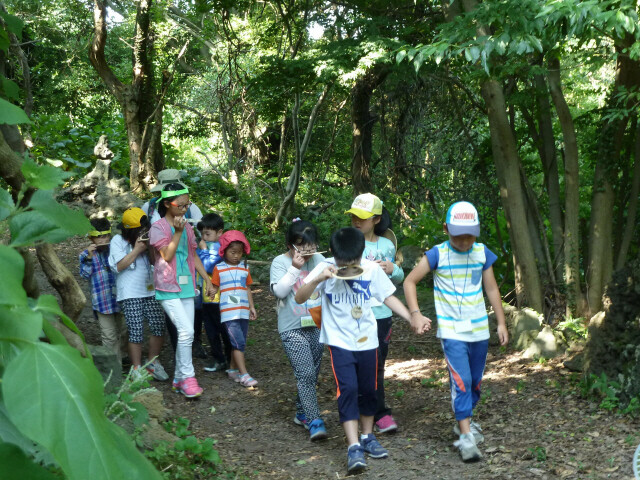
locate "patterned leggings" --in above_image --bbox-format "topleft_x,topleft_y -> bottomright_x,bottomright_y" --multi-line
280,327 -> 324,422
120,297 -> 165,343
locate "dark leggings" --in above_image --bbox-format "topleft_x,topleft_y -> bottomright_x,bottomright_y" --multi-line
375,316 -> 393,421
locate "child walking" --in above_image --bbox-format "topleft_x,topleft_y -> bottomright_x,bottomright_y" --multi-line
346,193 -> 404,433
196,213 -> 232,372
403,201 -> 509,462
149,184 -> 215,398
79,218 -> 123,365
296,227 -> 430,474
108,208 -> 168,381
270,219 -> 327,441
210,230 -> 258,387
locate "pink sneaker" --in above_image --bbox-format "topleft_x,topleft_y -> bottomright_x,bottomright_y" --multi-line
227,369 -> 241,382
175,377 -> 203,398
375,415 -> 398,433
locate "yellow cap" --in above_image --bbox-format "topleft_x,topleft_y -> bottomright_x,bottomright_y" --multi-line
344,193 -> 383,219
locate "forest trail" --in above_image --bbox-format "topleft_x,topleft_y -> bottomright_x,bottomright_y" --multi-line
46,238 -> 637,480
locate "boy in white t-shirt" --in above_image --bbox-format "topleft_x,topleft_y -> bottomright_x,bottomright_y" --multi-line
295,227 -> 430,474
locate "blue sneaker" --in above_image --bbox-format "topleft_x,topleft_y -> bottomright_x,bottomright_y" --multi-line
361,433 -> 389,458
293,413 -> 309,429
308,418 -> 327,441
347,444 -> 367,473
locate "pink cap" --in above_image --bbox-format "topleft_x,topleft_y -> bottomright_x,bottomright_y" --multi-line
219,230 -> 251,256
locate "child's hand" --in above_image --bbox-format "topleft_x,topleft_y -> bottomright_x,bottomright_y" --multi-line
319,265 -> 337,281
497,324 -> 509,346
249,307 -> 257,321
173,216 -> 186,231
376,260 -> 394,275
133,237 -> 147,253
410,312 -> 432,334
86,244 -> 97,259
198,239 -> 207,250
291,250 -> 305,269
206,282 -> 217,299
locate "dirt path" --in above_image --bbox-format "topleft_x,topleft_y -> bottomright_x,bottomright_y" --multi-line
44,238 -> 638,479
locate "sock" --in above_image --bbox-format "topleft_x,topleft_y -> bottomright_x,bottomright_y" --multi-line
360,434 -> 370,442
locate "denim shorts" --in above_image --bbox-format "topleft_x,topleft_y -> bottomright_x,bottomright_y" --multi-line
224,319 -> 249,351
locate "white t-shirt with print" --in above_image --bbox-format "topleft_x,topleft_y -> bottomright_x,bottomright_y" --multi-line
304,258 -> 395,351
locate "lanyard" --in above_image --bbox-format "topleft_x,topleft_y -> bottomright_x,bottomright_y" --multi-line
447,243 -> 470,318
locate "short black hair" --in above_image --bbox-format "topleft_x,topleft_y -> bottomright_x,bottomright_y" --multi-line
90,217 -> 111,232
286,220 -> 318,248
330,227 -> 364,264
158,183 -> 188,218
373,208 -> 392,236
121,215 -> 150,245
197,213 -> 224,232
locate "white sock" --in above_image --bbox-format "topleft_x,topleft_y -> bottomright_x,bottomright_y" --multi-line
360,434 -> 370,442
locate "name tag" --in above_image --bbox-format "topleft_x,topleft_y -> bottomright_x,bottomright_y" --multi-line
178,275 -> 189,285
300,316 -> 316,328
454,318 -> 473,333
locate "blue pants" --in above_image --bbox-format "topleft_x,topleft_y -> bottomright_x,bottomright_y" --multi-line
441,339 -> 489,421
328,346 -> 377,423
224,319 -> 249,352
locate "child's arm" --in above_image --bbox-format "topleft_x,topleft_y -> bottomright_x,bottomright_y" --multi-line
78,249 -> 94,279
384,294 -> 431,334
156,218 -> 186,262
403,255 -> 433,331
483,267 -> 509,346
295,265 -> 335,304
194,254 -> 215,299
247,287 -> 257,320
115,238 -> 147,272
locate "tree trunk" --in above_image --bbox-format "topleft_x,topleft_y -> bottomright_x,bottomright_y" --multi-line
547,57 -> 582,315
616,119 -> 640,269
351,65 -> 389,194
89,0 -> 164,193
587,37 -> 640,314
480,79 -> 544,312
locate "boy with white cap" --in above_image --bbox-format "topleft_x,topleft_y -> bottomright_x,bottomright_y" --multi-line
403,201 -> 508,462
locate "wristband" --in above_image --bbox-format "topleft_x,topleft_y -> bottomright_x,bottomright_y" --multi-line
410,310 -> 420,315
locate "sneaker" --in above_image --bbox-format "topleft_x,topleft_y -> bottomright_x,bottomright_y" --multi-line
347,444 -> 367,473
454,433 -> 482,462
238,373 -> 258,387
361,433 -> 388,458
145,359 -> 169,381
293,413 -> 309,429
204,360 -> 229,372
308,419 -> 327,441
226,369 -> 241,381
192,342 -> 207,359
375,415 -> 398,433
453,420 -> 484,444
172,378 -> 180,392
174,377 -> 203,398
130,366 -> 147,382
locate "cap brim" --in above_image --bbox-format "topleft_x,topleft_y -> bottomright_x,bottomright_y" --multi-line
446,223 -> 480,237
150,181 -> 187,192
344,208 -> 374,219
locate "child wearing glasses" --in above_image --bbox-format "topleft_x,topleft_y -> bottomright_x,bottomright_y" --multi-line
149,184 -> 215,398
270,219 -> 327,441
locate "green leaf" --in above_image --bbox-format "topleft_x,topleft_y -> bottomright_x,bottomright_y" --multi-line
0,305 -> 43,363
128,402 -> 149,428
0,405 -> 37,455
21,157 -> 71,190
0,246 -> 27,307
0,29 -> 8,53
0,442 -> 58,480
0,11 -> 24,38
0,188 -> 14,221
2,343 -> 162,480
0,98 -> 30,125
1,77 -> 20,101
395,50 -> 407,63
33,295 -> 89,357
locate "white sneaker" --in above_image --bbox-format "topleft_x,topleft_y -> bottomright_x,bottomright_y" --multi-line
454,433 -> 482,462
145,360 -> 169,381
453,420 -> 484,444
130,366 -> 147,382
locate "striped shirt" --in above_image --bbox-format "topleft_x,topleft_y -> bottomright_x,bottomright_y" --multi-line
425,241 -> 497,342
79,249 -> 119,315
211,261 -> 253,322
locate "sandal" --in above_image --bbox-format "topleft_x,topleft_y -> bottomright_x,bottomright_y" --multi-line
227,369 -> 241,382
238,373 -> 258,387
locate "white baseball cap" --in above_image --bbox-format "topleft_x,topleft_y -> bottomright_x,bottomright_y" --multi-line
446,201 -> 480,237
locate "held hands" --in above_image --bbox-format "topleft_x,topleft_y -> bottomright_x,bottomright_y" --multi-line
497,324 -> 509,346
249,307 -> 257,321
376,260 -> 394,275
205,281 -> 217,300
410,311 -> 432,335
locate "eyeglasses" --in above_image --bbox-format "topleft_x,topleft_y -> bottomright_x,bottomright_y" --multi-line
293,244 -> 327,255
170,201 -> 192,210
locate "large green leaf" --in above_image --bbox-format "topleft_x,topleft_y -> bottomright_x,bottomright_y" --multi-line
0,404 -> 35,455
0,10 -> 24,37
0,442 -> 57,480
0,246 -> 27,307
33,295 -> 90,358
0,188 -> 14,221
0,98 -> 30,125
3,343 -> 162,480
21,157 -> 71,191
0,305 -> 43,365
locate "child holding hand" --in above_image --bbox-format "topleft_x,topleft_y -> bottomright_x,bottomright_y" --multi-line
210,230 -> 258,387
296,227 -> 430,474
403,201 -> 508,463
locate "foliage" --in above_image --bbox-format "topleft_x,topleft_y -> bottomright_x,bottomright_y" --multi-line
0,159 -> 161,479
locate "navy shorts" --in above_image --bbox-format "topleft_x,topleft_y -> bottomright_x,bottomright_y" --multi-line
328,345 -> 378,423
224,319 -> 249,352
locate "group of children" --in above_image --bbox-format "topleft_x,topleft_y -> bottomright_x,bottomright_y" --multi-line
80,174 -> 509,474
